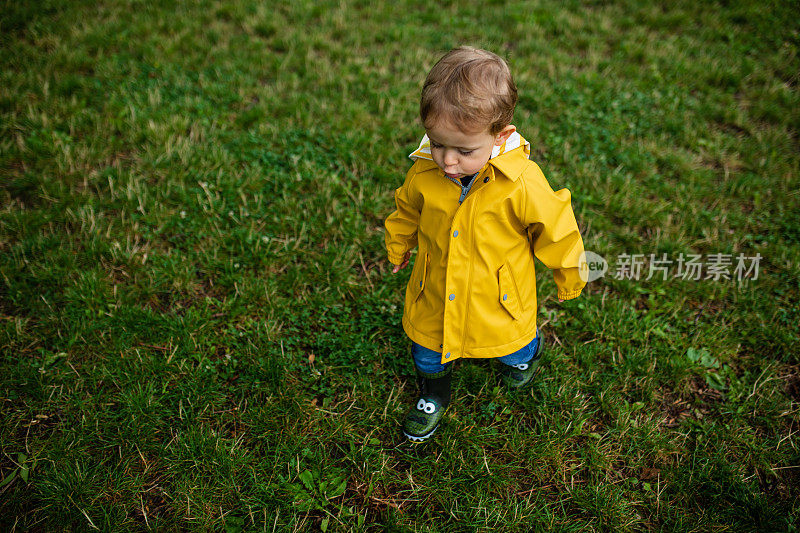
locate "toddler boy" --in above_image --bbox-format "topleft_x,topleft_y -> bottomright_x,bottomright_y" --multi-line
384,47 -> 586,442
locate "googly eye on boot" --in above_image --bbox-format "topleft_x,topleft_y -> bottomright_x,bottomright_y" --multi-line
416,399 -> 436,414
403,396 -> 445,442
498,329 -> 544,390
402,365 -> 452,442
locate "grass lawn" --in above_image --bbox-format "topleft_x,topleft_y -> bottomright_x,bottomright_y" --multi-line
1,0 -> 799,530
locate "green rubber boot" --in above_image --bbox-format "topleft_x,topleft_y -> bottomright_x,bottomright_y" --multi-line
402,365 -> 452,442
497,329 -> 544,389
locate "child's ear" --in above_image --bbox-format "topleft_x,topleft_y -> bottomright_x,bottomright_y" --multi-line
494,125 -> 516,146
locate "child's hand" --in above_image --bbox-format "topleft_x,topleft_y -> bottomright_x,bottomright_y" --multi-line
392,252 -> 411,273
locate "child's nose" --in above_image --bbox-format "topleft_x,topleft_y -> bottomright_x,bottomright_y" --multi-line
443,151 -> 458,166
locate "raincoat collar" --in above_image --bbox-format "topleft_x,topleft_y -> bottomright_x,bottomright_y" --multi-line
408,132 -> 531,182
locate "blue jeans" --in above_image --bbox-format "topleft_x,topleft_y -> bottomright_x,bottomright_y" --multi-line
412,334 -> 540,374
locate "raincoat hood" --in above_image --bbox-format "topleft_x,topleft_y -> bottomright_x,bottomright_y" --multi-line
407,131 -> 536,185
408,131 -> 530,163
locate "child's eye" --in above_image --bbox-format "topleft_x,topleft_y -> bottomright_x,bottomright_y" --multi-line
459,150 -> 474,156
430,141 -> 442,149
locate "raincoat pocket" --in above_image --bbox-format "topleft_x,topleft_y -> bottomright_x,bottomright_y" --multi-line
498,262 -> 524,320
411,253 -> 429,302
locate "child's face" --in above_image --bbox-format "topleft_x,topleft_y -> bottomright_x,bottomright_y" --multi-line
426,121 -> 515,180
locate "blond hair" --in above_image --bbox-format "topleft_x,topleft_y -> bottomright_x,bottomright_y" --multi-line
420,46 -> 517,135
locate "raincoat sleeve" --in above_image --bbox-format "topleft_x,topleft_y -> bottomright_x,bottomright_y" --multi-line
522,170 -> 586,300
384,165 -> 422,265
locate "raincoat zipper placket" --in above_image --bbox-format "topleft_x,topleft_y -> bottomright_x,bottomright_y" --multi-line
458,196 -> 478,358
458,170 -> 494,357
442,169 -> 489,361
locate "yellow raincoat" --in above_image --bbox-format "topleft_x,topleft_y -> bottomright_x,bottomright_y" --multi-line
385,132 -> 585,365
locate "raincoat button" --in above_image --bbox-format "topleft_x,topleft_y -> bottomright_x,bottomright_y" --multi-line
439,344 -> 443,349
483,176 -> 489,183
449,294 -> 455,301
453,230 -> 458,237
503,294 -> 508,301
445,352 -> 451,358
419,281 -> 423,287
